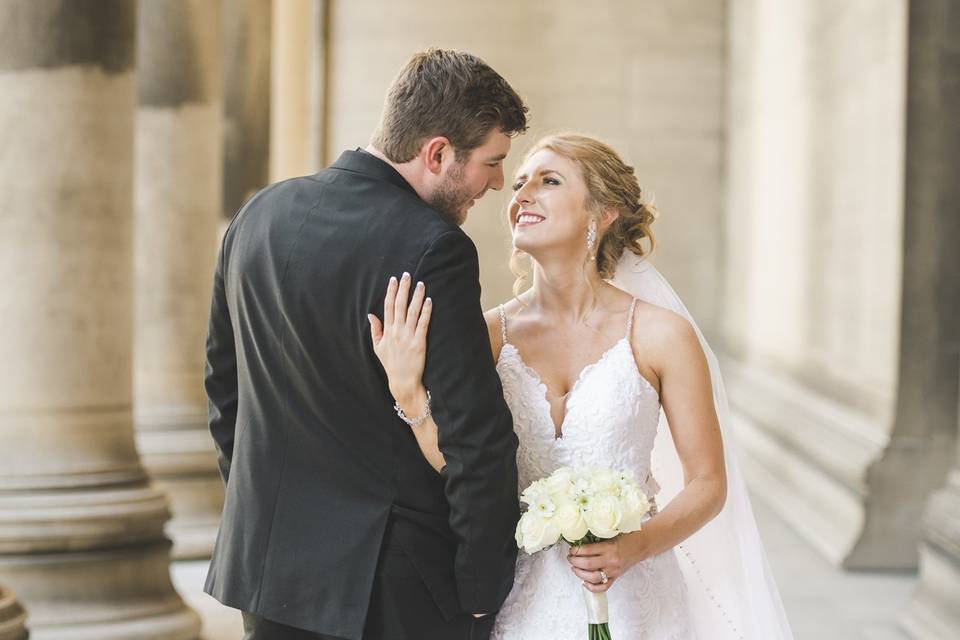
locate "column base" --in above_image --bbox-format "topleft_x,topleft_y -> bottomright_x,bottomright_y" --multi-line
901,471 -> 960,639
136,422 -> 224,560
0,484 -> 170,554
158,475 -> 223,560
725,358 -> 890,565
0,542 -> 200,640
0,585 -> 28,640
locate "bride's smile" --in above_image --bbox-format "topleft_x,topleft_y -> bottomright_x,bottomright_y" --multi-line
508,150 -> 599,259
515,212 -> 544,226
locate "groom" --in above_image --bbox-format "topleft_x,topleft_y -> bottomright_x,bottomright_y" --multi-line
204,49 -> 527,639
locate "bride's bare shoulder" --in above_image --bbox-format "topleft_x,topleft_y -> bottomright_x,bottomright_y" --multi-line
631,300 -> 699,354
483,297 -> 525,359
482,307 -> 503,353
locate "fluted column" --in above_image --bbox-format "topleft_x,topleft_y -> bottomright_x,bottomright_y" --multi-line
269,0 -> 327,181
0,2 -> 200,637
0,586 -> 27,640
135,0 -> 225,561
722,0 -> 960,570
900,0 -> 960,634
843,0 -> 960,569
223,0 -> 271,217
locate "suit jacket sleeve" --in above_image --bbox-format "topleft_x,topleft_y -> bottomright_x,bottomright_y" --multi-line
204,235 -> 239,486
414,230 -> 520,614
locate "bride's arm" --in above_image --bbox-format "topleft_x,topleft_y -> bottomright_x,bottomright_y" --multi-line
368,273 -> 446,473
631,310 -> 727,548
569,306 -> 727,592
394,386 -> 446,473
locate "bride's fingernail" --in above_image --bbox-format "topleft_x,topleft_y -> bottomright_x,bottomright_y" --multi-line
402,272 -> 410,280
425,298 -> 432,305
416,281 -> 424,290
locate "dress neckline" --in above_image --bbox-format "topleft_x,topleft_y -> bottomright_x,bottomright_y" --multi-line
498,336 -> 661,442
495,298 -> 661,440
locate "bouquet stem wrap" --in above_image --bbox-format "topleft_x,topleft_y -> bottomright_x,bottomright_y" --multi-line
582,588 -> 608,624
583,589 -> 612,640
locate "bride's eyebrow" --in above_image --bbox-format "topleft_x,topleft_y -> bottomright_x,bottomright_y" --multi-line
514,168 -> 564,181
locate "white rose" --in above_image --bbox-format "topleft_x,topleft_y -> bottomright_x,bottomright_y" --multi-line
618,487 -> 651,533
517,511 -> 561,554
554,500 -> 589,542
545,467 -> 575,498
616,472 -> 642,496
583,494 -> 623,539
589,468 -> 621,496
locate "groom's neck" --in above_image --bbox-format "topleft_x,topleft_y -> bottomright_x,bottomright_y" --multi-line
364,144 -> 431,204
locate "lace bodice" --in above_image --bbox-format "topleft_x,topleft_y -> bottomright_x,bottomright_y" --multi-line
491,300 -> 694,639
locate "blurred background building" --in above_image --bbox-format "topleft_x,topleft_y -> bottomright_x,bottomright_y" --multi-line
0,0 -> 956,638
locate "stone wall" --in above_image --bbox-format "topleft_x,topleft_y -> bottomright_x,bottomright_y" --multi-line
309,1 -> 728,327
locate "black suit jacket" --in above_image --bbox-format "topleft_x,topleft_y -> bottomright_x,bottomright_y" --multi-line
203,150 -> 520,639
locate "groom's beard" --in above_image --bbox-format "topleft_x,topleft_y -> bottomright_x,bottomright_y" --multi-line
427,161 -> 473,226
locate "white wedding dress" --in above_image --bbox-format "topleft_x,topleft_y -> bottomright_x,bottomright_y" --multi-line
489,257 -> 793,640
491,299 -> 696,640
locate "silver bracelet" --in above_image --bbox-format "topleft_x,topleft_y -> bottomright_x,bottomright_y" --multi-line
394,389 -> 432,428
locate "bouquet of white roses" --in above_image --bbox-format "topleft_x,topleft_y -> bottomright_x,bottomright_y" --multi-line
515,466 -> 652,640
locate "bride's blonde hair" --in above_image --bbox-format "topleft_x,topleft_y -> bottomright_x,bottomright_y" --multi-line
509,133 -> 658,297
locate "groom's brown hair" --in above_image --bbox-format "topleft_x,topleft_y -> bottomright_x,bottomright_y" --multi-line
371,48 -> 529,163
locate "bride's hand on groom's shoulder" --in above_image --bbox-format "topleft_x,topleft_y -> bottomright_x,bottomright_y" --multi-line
367,272 -> 433,403
566,530 -> 652,593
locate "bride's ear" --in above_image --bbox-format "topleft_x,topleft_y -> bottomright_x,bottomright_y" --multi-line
600,208 -> 620,231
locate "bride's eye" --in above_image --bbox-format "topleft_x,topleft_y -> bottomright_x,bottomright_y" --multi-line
544,177 -> 560,186
511,180 -> 525,191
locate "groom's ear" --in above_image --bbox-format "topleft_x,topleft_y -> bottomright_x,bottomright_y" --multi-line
421,136 -> 452,176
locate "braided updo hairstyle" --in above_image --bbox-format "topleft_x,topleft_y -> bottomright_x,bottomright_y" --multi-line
509,133 -> 657,297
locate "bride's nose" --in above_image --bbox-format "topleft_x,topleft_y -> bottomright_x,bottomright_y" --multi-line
514,184 -> 534,206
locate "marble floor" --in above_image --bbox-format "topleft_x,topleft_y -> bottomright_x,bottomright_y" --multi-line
172,496 -> 920,639
748,498 -> 917,640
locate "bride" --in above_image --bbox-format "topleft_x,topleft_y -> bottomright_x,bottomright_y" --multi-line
368,133 -> 792,639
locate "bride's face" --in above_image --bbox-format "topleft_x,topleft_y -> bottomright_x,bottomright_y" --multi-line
508,149 -> 592,259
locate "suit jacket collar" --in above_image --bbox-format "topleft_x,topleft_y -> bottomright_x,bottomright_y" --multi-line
330,149 -> 419,198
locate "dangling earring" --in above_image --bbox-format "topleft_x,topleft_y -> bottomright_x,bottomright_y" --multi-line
586,221 -> 598,260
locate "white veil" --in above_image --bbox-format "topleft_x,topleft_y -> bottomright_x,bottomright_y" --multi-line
612,254 -> 793,639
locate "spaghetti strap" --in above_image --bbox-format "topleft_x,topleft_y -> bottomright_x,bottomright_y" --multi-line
497,304 -> 508,344
625,298 -> 638,337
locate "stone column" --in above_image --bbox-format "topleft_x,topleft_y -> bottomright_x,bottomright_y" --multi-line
722,0 -> 959,570
900,0 -> 960,635
135,0 -> 225,561
0,586 -> 27,640
269,0 -> 328,181
223,0 -> 271,218
0,2 -> 200,637
843,0 -> 960,570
